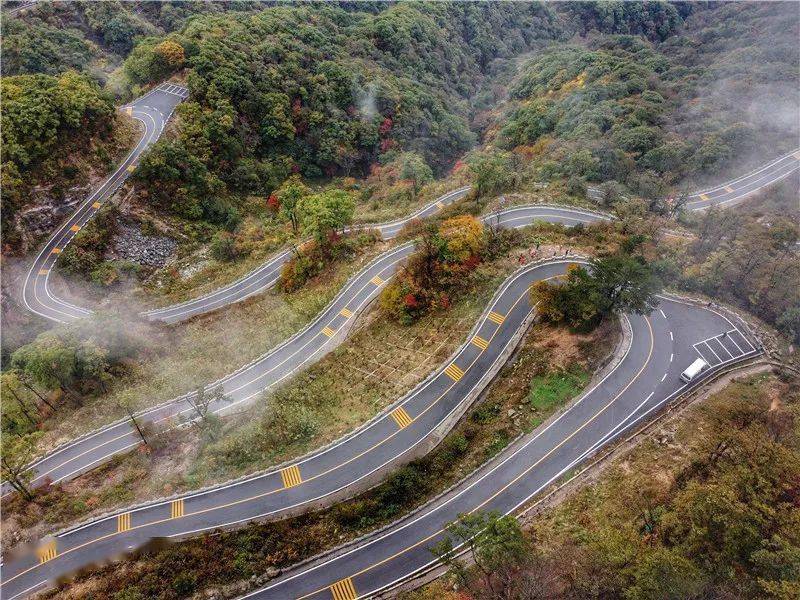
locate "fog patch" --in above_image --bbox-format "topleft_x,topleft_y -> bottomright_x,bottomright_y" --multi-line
356,82 -> 379,121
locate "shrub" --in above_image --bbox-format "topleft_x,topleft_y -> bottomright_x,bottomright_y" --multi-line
209,230 -> 238,261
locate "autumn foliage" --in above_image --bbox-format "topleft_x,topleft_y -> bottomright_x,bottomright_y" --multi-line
380,215 -> 486,324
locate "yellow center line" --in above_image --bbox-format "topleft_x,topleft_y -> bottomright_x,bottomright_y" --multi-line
487,311 -> 505,325
36,540 -> 57,564
28,268 -> 404,487
296,316 -> 655,599
6,272 -> 558,585
117,513 -> 131,532
280,465 -> 303,488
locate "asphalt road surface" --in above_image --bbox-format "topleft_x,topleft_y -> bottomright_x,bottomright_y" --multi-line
8,86 -> 788,599
21,83 -> 188,323
21,103 -> 799,326
587,148 -> 799,209
141,185 -> 471,324
247,296 -> 759,600
683,150 -> 800,210
6,206 -> 611,494
1,215 -> 761,599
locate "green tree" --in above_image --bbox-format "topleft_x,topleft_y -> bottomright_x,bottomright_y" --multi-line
399,152 -> 433,195
1,371 -> 40,430
432,511 -> 528,598
276,176 -> 309,234
468,152 -> 513,199
533,254 -> 661,329
1,435 -> 37,501
624,548 -> 705,600
210,230 -> 238,261
297,189 -> 355,244
11,334 -> 82,403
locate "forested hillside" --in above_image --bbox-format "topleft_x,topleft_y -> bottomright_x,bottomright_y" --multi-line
491,2 -> 799,198
1,0 -> 262,77
127,3 -> 562,226
0,71 -> 130,251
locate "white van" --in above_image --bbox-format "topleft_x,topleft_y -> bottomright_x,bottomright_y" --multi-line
680,358 -> 708,383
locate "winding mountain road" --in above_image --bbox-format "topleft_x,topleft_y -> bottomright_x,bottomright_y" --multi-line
1,242 -> 761,599
248,295 -> 759,600
142,185 -> 471,324
21,83 -> 188,323
5,83 -> 791,599
7,205 -> 611,494
21,85 -> 799,326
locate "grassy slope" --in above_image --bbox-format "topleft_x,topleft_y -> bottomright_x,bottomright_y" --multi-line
34,237 -> 389,449
32,313 -> 620,600
5,220 -> 625,542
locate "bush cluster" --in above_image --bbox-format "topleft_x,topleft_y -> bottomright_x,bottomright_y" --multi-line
380,215 -> 487,324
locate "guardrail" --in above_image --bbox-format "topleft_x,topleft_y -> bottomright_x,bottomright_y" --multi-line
369,351 -> 769,599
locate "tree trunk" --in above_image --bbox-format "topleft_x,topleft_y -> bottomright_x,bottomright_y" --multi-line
19,377 -> 55,409
7,386 -> 37,426
1,459 -> 34,502
129,413 -> 149,446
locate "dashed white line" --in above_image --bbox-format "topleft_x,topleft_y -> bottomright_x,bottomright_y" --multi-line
660,373 -> 667,382
670,353 -> 673,362
659,309 -> 666,319
669,331 -> 673,341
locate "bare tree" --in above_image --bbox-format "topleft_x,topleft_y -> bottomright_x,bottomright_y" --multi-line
1,436 -> 36,501
184,384 -> 230,438
115,392 -> 150,446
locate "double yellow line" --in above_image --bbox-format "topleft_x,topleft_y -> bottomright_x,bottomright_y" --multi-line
297,315 -> 655,600
7,269 -> 548,590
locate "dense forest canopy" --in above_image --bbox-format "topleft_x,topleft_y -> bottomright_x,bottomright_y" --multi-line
1,2 -> 797,252
493,1 -> 800,196
0,71 -> 117,246
128,2 -> 561,225
0,0 -> 265,75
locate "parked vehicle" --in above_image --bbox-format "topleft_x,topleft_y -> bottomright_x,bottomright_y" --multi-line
680,358 -> 709,383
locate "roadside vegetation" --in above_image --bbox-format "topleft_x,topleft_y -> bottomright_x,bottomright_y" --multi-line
661,185 -> 800,344
407,373 -> 799,600
2,218 -> 629,543
2,3 -> 798,597
482,2 -> 798,205
532,253 -> 662,331
0,71 -> 135,253
2,239 -> 395,457
30,303 -> 620,600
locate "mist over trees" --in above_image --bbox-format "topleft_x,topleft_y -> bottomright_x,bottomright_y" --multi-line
126,3 -> 562,227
